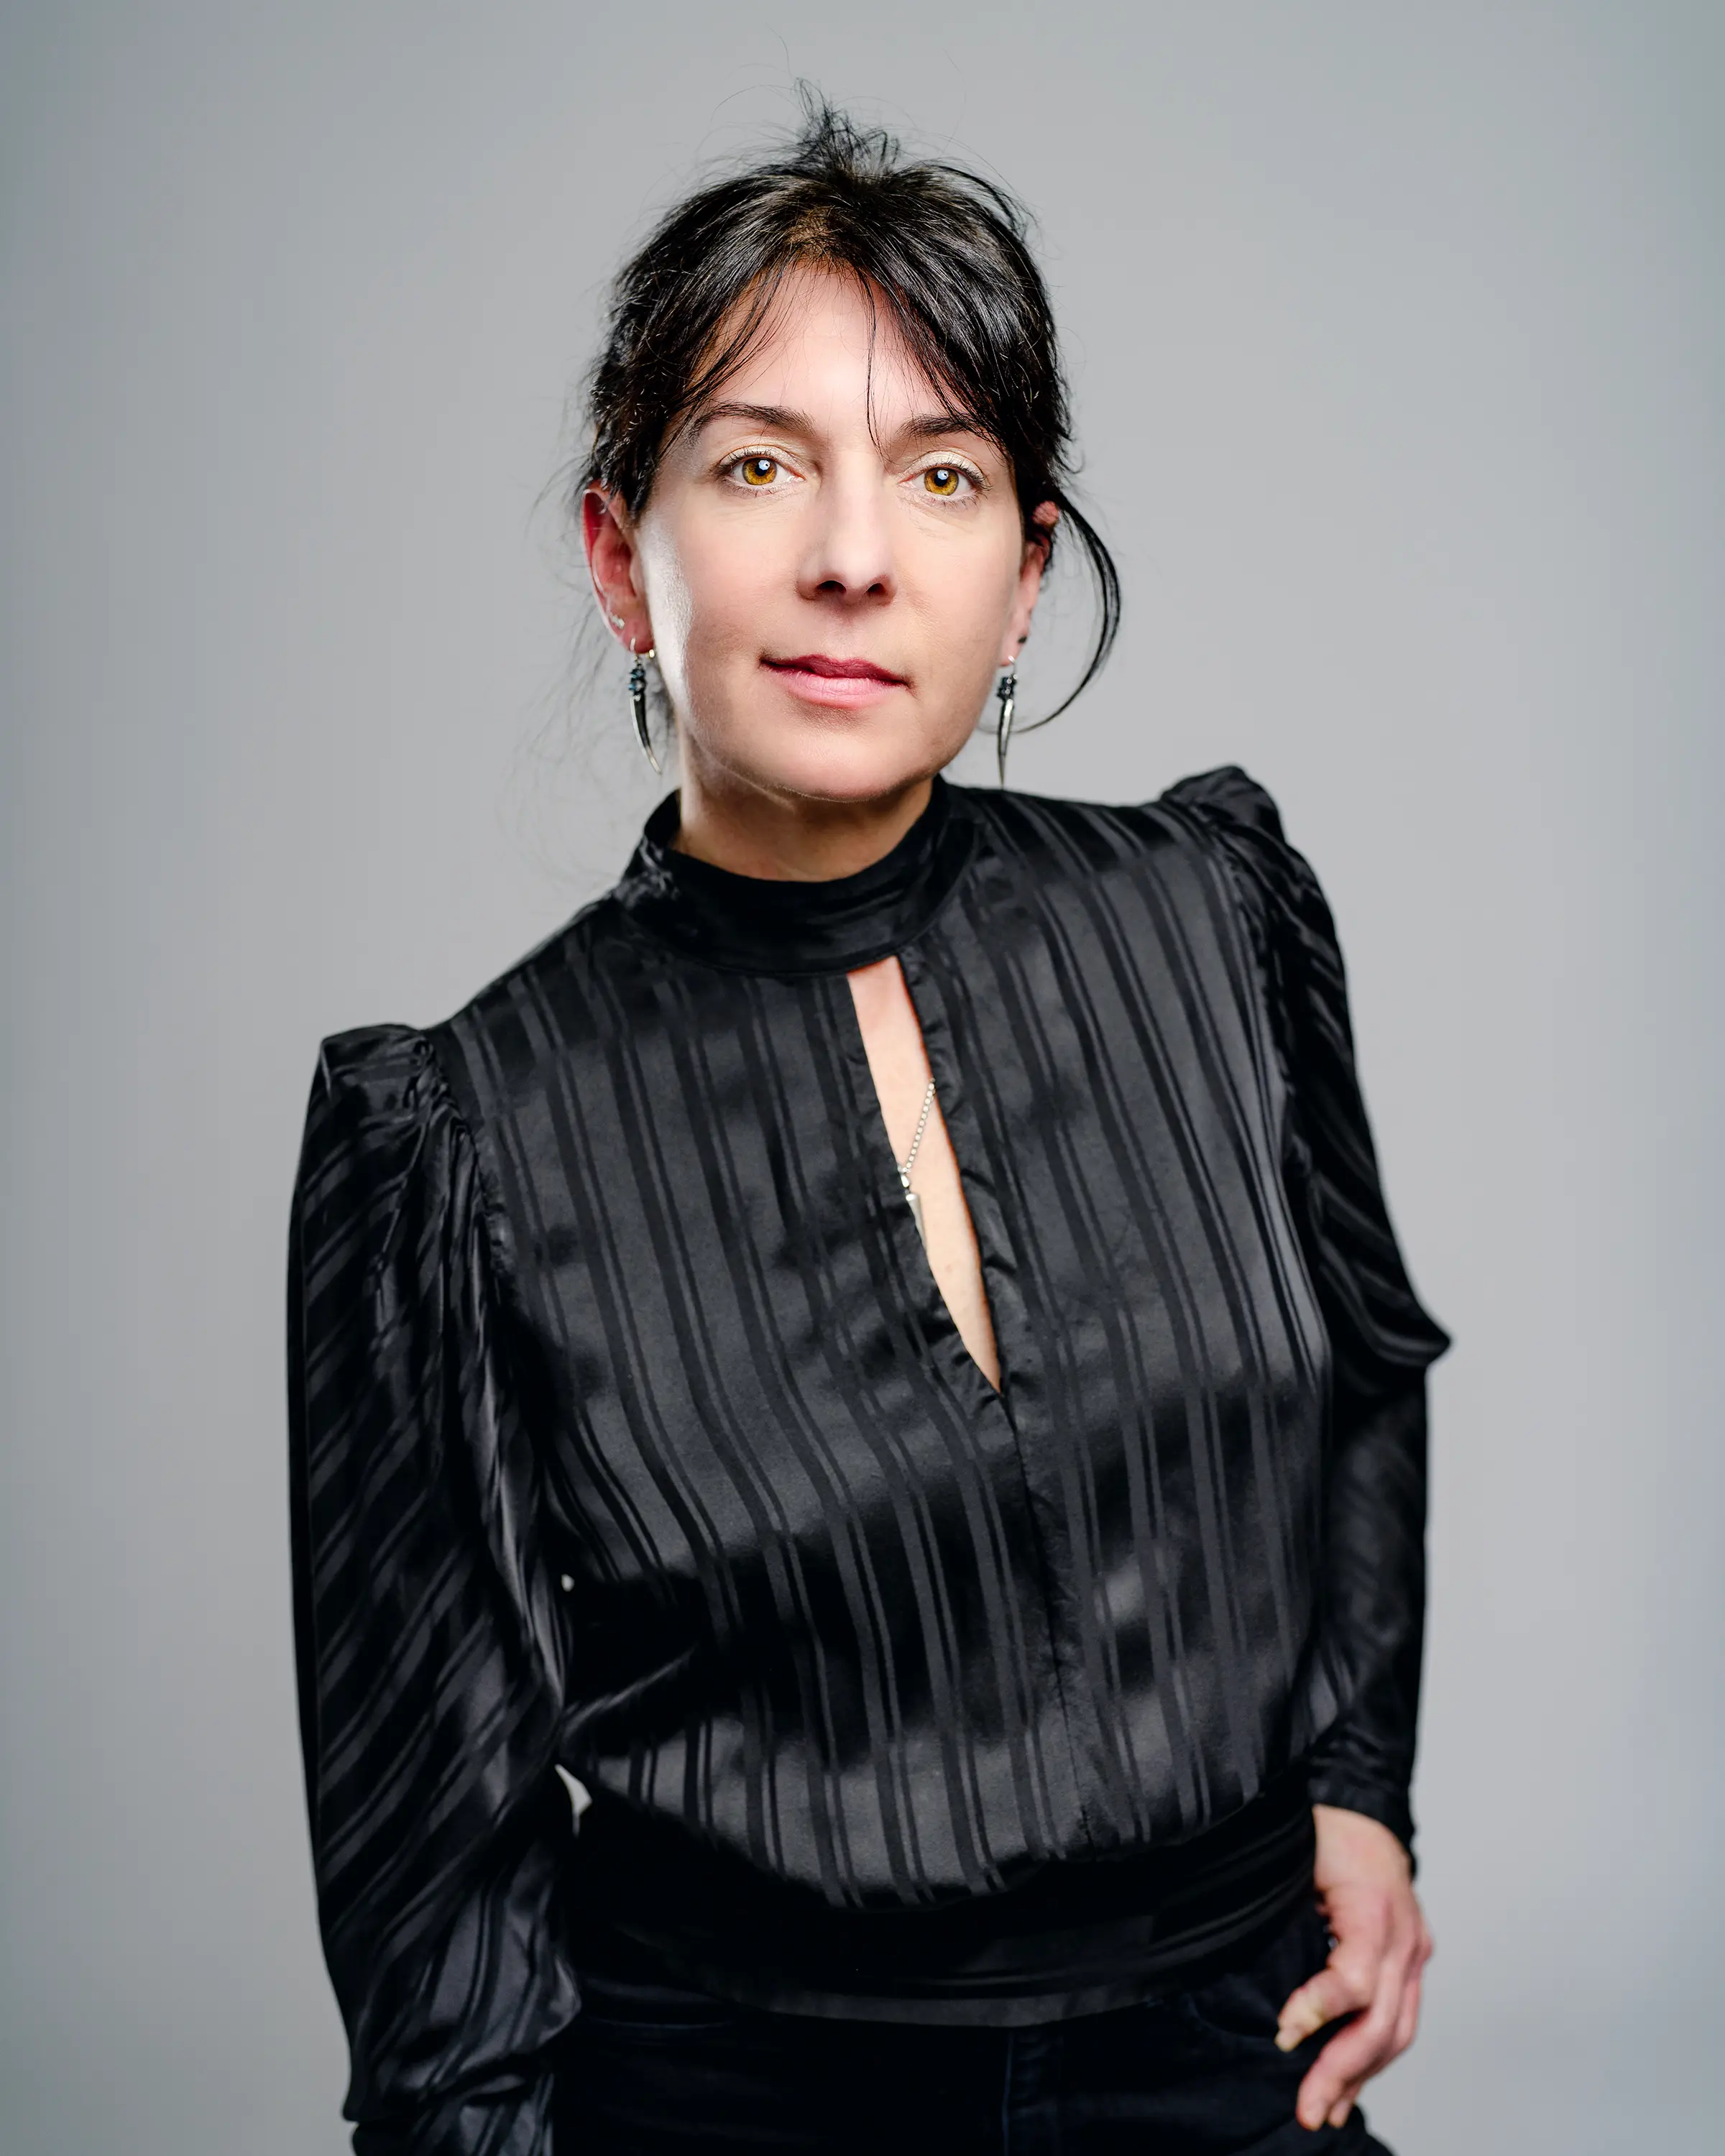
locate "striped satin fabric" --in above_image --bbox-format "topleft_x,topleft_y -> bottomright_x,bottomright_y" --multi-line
288,767 -> 1448,2155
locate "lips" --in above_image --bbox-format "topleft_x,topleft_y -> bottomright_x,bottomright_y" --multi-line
760,652 -> 908,711
763,654 -> 906,684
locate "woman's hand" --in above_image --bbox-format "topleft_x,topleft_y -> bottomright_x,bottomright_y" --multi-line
1275,1804 -> 1432,2132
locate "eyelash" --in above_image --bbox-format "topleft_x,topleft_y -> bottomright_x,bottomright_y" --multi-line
718,451 -> 987,499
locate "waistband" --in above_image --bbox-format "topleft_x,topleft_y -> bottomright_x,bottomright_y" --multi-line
564,1770 -> 1317,2027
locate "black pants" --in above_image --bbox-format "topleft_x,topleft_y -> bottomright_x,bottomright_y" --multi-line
553,1900 -> 1392,2153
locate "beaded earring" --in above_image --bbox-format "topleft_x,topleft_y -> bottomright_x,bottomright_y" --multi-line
628,645 -> 661,775
995,658 -> 1018,787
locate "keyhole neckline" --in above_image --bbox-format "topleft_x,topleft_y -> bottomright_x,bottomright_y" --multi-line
846,958 -> 1006,1399
612,774 -> 977,977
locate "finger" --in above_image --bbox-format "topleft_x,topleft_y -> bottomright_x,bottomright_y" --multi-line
1294,1971 -> 1407,2127
1297,2012 -> 1383,2133
1274,1959 -> 1374,2053
1298,2021 -> 1387,2130
1326,1961 -> 1422,2124
1351,1935 -> 1425,2075
1317,1979 -> 1407,2085
1391,1964 -> 1425,2056
1299,2058 -> 1361,2134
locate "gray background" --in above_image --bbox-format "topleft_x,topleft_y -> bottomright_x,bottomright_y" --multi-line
4,4 -> 1720,2150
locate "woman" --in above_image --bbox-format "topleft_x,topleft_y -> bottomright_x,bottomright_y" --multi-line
288,104 -> 1448,2156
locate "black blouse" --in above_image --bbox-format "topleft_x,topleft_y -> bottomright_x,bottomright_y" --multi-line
288,768 -> 1448,2155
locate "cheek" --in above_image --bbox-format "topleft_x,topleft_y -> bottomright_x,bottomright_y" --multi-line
681,558 -> 774,663
647,520 -> 777,677
911,523 -> 1025,666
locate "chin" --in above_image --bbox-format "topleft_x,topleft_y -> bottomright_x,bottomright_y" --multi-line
724,721 -> 964,807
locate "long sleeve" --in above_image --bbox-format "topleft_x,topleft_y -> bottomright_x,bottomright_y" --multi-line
288,1025 -> 578,2155
1169,768 -> 1452,1856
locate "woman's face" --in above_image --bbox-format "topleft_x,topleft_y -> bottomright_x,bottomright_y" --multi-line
585,270 -> 1052,806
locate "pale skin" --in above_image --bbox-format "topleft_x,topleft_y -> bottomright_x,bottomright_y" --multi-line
584,265 -> 1430,2132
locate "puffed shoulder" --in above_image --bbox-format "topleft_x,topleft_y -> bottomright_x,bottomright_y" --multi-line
1154,765 -> 1329,958
1154,766 -> 1327,939
309,1022 -> 442,1118
1156,763 -> 1288,844
293,1024 -> 484,1301
1154,766 -> 1338,1031
1159,765 -> 1451,1394
299,1025 -> 469,1193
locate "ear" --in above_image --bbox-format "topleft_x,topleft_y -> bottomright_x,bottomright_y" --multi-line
582,487 -> 652,653
1006,502 -> 1060,661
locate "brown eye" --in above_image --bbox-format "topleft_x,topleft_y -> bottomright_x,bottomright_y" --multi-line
741,456 -> 779,487
924,465 -> 962,497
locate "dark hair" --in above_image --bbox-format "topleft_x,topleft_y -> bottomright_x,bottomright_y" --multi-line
576,96 -> 1120,737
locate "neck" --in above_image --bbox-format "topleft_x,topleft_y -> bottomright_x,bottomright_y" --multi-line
671,750 -> 936,884
617,760 -> 970,978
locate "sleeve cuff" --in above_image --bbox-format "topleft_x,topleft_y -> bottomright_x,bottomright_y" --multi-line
1305,1768 -> 1418,1874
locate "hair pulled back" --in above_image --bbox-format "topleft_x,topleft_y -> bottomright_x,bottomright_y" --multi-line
578,95 -> 1120,728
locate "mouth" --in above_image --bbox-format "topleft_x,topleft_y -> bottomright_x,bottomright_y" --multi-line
761,653 -> 908,709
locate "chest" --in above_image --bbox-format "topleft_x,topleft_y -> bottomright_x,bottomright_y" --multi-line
458,857 -> 1327,1596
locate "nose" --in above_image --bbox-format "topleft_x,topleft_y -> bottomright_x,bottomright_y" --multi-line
798,456 -> 896,606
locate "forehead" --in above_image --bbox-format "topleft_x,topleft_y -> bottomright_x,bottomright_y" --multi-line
694,267 -> 957,431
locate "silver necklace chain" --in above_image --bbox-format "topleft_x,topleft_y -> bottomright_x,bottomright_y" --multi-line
898,1078 -> 937,1192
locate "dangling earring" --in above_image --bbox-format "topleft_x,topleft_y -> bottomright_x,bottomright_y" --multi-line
995,656 -> 1018,788
628,645 -> 661,775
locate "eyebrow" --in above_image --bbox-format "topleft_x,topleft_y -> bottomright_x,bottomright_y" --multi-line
692,400 -> 997,450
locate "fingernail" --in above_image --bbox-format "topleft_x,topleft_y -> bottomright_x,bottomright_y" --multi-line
1274,2027 -> 1298,2052
1329,2100 -> 1353,2127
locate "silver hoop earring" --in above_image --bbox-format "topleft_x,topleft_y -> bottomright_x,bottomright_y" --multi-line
628,645 -> 661,775
995,660 -> 1018,788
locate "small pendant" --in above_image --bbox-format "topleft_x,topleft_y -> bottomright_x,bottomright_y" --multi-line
898,1078 -> 937,1247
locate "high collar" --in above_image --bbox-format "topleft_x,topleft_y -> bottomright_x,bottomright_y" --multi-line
612,775 -> 977,977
